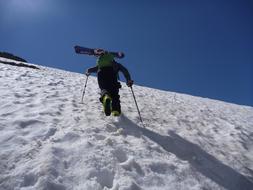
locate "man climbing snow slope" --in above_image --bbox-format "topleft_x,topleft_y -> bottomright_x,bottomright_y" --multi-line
86,49 -> 134,117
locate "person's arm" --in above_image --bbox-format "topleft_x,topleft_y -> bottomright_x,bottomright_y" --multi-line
118,63 -> 134,87
85,66 -> 98,75
118,63 -> 131,81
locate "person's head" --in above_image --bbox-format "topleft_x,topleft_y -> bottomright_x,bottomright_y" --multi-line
95,49 -> 108,57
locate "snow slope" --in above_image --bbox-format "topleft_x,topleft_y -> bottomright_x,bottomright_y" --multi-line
0,57 -> 253,190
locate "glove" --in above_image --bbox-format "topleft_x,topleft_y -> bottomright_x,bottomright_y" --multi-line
85,71 -> 90,76
127,80 -> 134,87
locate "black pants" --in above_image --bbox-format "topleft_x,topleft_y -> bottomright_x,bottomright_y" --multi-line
97,67 -> 121,113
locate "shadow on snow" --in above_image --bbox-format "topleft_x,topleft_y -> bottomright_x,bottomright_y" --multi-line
118,115 -> 253,190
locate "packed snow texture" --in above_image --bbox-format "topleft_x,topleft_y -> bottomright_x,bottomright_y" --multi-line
0,58 -> 253,190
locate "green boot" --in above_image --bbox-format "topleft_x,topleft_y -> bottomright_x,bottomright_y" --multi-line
111,110 -> 121,117
103,95 -> 112,116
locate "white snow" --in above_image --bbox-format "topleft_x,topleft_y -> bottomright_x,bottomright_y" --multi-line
0,57 -> 253,190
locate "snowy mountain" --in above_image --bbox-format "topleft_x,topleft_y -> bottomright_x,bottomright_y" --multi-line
0,57 -> 253,190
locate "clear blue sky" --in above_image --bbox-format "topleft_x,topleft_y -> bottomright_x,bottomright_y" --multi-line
1,0 -> 252,106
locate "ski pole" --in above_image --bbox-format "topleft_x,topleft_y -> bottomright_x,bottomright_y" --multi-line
130,86 -> 145,127
81,75 -> 89,103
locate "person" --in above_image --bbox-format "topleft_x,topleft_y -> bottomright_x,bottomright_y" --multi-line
86,49 -> 134,116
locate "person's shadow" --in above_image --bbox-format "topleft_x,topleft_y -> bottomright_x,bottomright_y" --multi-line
117,115 -> 253,190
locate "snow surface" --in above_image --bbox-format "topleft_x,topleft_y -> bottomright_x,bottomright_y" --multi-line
0,57 -> 253,190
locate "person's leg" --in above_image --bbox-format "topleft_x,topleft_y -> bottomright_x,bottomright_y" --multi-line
99,89 -> 111,116
97,68 -> 120,116
99,89 -> 109,102
97,70 -> 113,116
111,88 -> 121,116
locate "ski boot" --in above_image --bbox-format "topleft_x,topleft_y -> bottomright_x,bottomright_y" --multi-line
103,94 -> 112,116
111,110 -> 121,117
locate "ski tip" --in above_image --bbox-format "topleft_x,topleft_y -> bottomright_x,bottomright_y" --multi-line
118,52 -> 125,59
74,46 -> 80,53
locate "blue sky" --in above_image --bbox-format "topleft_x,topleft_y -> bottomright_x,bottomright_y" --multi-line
0,0 -> 252,106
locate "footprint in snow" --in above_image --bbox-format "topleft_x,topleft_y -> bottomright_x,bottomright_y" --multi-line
121,157 -> 145,176
52,132 -> 80,143
16,119 -> 44,129
87,168 -> 115,189
93,134 -> 106,141
105,124 -> 120,133
112,148 -> 128,163
43,127 -> 57,141
113,148 -> 145,175
149,162 -> 177,174
22,172 -> 38,187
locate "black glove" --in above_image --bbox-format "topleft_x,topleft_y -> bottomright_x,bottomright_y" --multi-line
127,80 -> 134,87
85,71 -> 90,76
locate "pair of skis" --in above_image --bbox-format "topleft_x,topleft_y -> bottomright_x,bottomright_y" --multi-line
74,45 -> 125,59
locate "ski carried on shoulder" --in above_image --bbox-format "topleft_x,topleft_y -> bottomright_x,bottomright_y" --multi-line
74,45 -> 125,59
